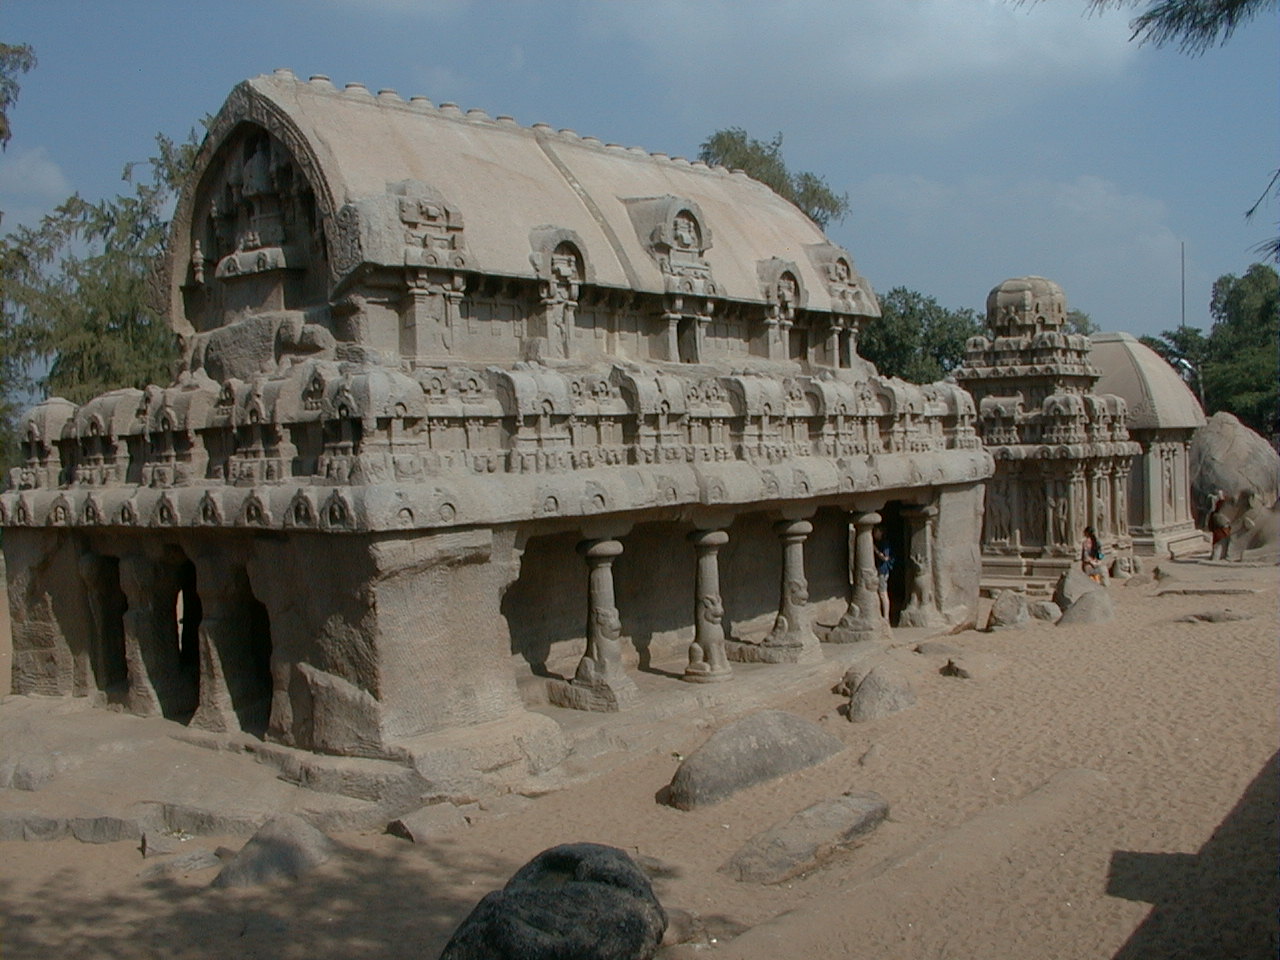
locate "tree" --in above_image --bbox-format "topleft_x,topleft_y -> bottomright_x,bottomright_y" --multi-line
0,42 -> 35,151
1142,262 -> 1278,434
1080,0 -> 1277,54
698,128 -> 850,229
858,287 -> 984,383
1066,308 -> 1099,336
0,131 -> 199,467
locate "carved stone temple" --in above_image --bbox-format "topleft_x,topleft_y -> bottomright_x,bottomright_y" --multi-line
1088,332 -> 1207,558
956,277 -> 1141,580
0,71 -> 991,769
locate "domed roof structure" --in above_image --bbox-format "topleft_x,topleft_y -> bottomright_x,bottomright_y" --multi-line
1089,332 -> 1205,431
986,276 -> 1067,334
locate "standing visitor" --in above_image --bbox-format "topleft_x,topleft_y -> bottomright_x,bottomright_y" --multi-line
1080,526 -> 1105,583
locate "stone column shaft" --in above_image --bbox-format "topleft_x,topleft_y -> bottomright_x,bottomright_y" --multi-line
899,504 -> 942,628
684,529 -> 732,683
828,510 -> 887,643
118,554 -> 191,719
548,538 -> 637,711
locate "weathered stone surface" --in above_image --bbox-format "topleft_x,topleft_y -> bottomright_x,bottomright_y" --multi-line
1056,589 -> 1114,625
1176,609 -> 1253,623
141,848 -> 222,880
1029,599 -> 1062,621
1053,568 -> 1100,611
848,663 -> 916,722
439,843 -> 666,960
141,831 -> 182,858
987,589 -> 1029,630
0,811 -> 67,841
210,814 -> 336,888
387,802 -> 469,842
68,815 -> 142,844
665,711 -> 844,810
721,792 -> 888,884
1190,412 -> 1280,522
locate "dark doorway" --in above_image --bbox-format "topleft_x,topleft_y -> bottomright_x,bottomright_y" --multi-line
95,556 -> 130,704
878,501 -> 910,626
677,316 -> 699,363
233,593 -> 274,736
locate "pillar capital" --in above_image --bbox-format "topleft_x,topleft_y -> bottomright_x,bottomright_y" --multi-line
773,518 -> 813,540
688,528 -> 729,549
577,538 -> 623,561
852,510 -> 882,528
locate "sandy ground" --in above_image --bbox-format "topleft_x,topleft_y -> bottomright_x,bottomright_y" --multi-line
0,556 -> 1276,960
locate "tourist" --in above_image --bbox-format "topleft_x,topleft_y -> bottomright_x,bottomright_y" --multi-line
872,527 -> 893,620
1208,489 -> 1232,561
1080,526 -> 1105,583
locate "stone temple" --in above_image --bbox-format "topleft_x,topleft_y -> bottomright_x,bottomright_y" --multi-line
0,71 -> 991,768
956,277 -> 1142,580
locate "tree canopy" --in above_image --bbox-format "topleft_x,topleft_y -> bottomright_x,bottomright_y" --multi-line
0,42 -> 35,152
0,43 -> 198,467
857,287 -> 983,383
1141,262 -> 1278,436
1080,0 -> 1277,54
697,128 -> 849,229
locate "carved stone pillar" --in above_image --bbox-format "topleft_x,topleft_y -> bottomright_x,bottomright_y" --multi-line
547,538 -> 638,711
898,504 -> 942,628
189,557 -> 255,734
684,529 -> 732,683
118,554 -> 192,719
725,518 -> 822,663
827,510 -> 887,644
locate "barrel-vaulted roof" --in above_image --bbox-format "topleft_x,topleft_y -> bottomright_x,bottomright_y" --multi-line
167,70 -> 878,323
1089,331 -> 1206,431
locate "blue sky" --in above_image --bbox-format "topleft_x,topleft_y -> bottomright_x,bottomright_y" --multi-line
2,0 -> 1276,339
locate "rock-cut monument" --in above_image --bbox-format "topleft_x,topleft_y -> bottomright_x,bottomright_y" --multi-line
956,277 -> 1141,580
0,72 -> 991,773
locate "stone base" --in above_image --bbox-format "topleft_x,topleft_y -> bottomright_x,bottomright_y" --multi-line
1131,528 -> 1208,558
545,675 -> 638,712
683,664 -> 734,684
724,639 -> 823,665
825,619 -> 887,644
896,606 -> 944,629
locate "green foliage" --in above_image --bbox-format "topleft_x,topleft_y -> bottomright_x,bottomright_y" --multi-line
0,131 -> 199,467
0,42 -> 35,151
858,287 -> 983,383
1142,262 -> 1278,434
1065,308 -> 1099,336
698,128 -> 850,229
1083,0 -> 1277,54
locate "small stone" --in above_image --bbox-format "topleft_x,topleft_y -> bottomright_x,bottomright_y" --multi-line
1053,568 -> 1100,611
1176,609 -> 1252,623
211,815 -> 336,889
141,849 -> 222,879
940,658 -> 972,679
387,802 -> 469,842
857,744 -> 880,766
666,711 -> 844,810
987,589 -> 1029,630
847,663 -> 916,722
141,832 -> 181,858
720,792 -> 888,884
1056,588 -> 1114,625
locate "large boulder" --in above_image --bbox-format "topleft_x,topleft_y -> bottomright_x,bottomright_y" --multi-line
987,590 -> 1029,630
665,711 -> 844,810
210,815 -> 336,889
439,843 -> 666,960
1053,568 -> 1100,611
1056,588 -> 1114,625
1190,412 -> 1280,525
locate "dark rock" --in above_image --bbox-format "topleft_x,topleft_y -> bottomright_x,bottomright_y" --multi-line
939,653 -> 1006,681
1029,600 -> 1062,621
720,792 -> 888,884
848,663 -> 916,722
210,814 -> 336,888
1053,568 -> 1100,611
988,590 -> 1029,630
439,843 -> 667,960
665,711 -> 844,810
1056,588 -> 1114,625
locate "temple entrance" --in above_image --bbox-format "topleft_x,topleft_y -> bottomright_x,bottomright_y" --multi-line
877,502 -> 910,626
93,556 -> 130,704
234,594 -> 273,736
163,557 -> 202,722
